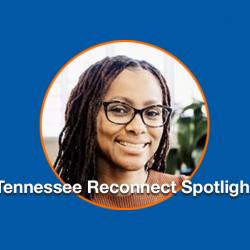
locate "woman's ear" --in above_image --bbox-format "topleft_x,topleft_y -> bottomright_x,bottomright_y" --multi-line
145,157 -> 155,170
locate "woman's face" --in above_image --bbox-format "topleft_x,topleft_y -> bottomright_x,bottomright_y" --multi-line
96,68 -> 164,172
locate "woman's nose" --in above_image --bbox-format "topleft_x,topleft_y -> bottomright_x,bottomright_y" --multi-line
125,113 -> 147,135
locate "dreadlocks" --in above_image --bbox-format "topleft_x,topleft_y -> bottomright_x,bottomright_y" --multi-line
54,55 -> 171,198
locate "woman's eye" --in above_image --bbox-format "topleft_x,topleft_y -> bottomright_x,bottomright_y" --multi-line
145,109 -> 161,118
109,105 -> 129,114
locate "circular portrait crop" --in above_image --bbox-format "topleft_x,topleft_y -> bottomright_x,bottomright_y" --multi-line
40,40 -> 209,210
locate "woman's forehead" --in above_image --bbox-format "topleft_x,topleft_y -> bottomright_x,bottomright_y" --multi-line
104,69 -> 163,106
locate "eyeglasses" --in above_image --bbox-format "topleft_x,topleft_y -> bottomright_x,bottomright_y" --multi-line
103,101 -> 172,128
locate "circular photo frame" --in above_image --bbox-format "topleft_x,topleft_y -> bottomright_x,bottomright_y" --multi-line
40,40 -> 210,210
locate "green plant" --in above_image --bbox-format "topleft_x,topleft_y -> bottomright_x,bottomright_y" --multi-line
166,101 -> 207,175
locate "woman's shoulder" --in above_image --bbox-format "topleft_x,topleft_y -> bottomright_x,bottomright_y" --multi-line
147,169 -> 187,186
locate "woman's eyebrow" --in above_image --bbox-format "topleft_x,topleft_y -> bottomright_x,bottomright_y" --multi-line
143,99 -> 162,106
109,96 -> 162,106
109,96 -> 133,104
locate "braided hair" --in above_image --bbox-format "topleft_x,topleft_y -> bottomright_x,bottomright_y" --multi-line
54,55 -> 171,198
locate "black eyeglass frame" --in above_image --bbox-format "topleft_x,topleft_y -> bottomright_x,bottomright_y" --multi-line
102,101 -> 172,128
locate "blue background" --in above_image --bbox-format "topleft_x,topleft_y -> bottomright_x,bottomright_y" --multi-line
0,0 -> 249,249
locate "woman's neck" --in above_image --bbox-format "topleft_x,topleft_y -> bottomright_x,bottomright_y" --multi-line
96,158 -> 148,186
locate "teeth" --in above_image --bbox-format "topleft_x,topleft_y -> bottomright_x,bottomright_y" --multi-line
118,141 -> 146,149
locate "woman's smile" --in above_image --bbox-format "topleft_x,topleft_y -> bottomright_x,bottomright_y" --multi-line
116,140 -> 149,149
115,139 -> 150,154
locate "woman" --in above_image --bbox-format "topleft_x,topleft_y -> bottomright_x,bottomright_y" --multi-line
54,55 -> 184,208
